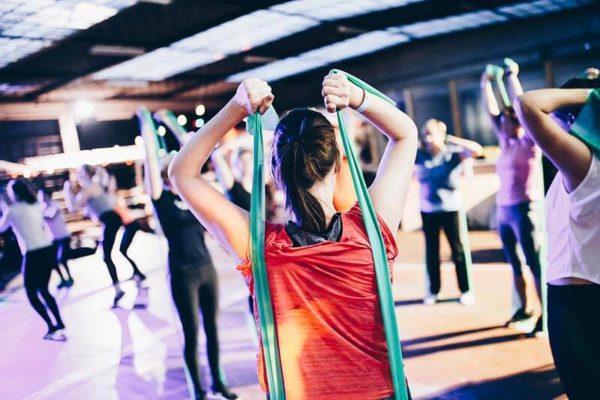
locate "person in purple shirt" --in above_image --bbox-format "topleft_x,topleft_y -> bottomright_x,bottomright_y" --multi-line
482,59 -> 544,336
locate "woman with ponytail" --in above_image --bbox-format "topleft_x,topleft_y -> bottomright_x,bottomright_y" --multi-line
169,72 -> 418,399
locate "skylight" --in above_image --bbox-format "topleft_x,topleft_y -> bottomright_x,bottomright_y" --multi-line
0,0 -> 136,69
271,0 -> 425,21
227,31 -> 409,82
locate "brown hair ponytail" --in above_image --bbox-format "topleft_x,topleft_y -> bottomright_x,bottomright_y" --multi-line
271,108 -> 339,232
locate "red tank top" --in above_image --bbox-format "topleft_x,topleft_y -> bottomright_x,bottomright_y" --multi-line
237,203 -> 398,400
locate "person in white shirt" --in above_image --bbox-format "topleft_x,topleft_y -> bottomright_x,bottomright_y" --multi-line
0,179 -> 66,340
515,71 -> 600,399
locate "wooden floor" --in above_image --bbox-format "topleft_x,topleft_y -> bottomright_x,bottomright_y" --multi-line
0,229 -> 565,400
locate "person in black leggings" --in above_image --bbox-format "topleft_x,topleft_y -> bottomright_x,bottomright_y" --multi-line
0,179 -> 65,340
140,108 -> 237,400
64,165 -> 145,306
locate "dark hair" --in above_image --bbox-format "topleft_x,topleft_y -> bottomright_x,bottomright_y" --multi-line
37,187 -> 51,200
271,108 -> 339,232
554,76 -> 600,125
9,179 -> 37,204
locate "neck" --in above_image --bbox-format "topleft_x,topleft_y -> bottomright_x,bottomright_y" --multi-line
292,173 -> 337,228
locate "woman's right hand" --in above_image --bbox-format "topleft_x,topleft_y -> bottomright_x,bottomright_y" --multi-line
233,78 -> 274,115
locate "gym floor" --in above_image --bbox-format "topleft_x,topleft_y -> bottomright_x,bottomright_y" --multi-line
0,229 -> 564,400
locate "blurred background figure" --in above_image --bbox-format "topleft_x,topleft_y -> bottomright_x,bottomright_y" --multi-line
64,165 -> 145,307
481,59 -> 545,336
0,179 -> 65,340
416,118 -> 482,306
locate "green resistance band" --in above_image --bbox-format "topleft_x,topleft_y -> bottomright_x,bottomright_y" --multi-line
247,111 -> 286,399
570,88 -> 600,157
486,64 -> 511,109
331,69 -> 409,400
137,107 -> 165,158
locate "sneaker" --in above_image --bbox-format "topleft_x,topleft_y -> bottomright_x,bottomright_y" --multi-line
194,390 -> 207,400
506,307 -> 533,326
212,385 -> 238,400
423,294 -> 439,306
132,272 -> 146,283
113,288 -> 126,308
459,291 -> 475,306
527,316 -> 545,338
43,327 -> 67,341
66,278 -> 74,287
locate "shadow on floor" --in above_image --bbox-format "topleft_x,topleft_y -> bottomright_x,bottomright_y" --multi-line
403,332 -> 526,358
428,364 -> 564,400
403,325 -> 505,346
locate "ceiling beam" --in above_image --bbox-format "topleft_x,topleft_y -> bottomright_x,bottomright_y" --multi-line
0,99 -> 213,121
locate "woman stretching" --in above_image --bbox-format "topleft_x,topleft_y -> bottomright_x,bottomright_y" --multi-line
0,179 -> 66,340
416,119 -> 482,306
515,74 -> 600,399
169,72 -> 418,399
64,165 -> 145,306
481,60 -> 544,335
139,109 -> 237,400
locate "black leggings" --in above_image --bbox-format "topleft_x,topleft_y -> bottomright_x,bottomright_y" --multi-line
99,211 -> 143,284
421,211 -> 469,295
170,265 -> 223,393
548,284 -> 600,399
23,246 -> 64,330
53,237 -> 97,281
497,202 -> 542,278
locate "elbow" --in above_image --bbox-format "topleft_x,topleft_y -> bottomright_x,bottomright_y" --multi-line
514,93 -> 536,120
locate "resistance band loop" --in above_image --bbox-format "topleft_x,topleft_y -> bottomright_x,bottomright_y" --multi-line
331,69 -> 409,400
247,112 -> 286,399
137,108 -> 164,158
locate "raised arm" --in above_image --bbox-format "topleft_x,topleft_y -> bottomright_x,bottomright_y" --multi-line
446,135 -> 484,159
322,72 -> 418,232
169,79 -> 273,262
154,109 -> 189,146
504,58 -> 524,100
515,89 -> 592,192
137,107 -> 164,201
481,70 -> 501,118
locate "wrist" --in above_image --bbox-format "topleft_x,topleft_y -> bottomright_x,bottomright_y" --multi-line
349,85 -> 365,109
227,98 -> 250,120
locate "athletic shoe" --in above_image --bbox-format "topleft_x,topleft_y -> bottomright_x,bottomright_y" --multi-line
506,307 -> 533,326
132,272 -> 147,283
212,385 -> 238,400
66,278 -> 74,287
527,316 -> 545,338
423,294 -> 439,306
459,291 -> 475,306
43,327 -> 67,341
113,289 -> 126,308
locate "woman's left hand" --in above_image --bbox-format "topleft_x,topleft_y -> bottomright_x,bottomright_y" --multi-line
322,72 -> 363,113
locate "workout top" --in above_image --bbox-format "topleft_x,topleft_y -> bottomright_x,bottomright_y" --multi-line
416,146 -> 463,213
496,135 -> 542,206
546,155 -> 600,285
42,200 -> 70,240
226,181 -> 251,211
237,203 -> 398,400
86,190 -> 114,218
152,190 -> 212,272
1,203 -> 52,254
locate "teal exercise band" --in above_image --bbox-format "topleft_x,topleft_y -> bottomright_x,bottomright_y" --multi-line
570,89 -> 600,157
247,111 -> 286,399
332,69 -> 408,400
